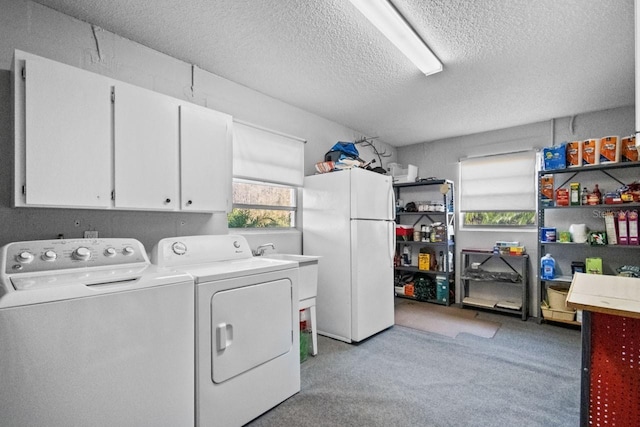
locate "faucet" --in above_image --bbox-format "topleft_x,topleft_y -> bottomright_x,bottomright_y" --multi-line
253,243 -> 275,256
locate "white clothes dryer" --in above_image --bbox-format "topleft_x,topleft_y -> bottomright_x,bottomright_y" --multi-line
0,238 -> 195,427
151,234 -> 300,427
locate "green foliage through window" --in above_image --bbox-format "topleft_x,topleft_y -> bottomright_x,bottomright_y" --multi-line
463,211 -> 536,226
228,208 -> 294,228
228,180 -> 296,228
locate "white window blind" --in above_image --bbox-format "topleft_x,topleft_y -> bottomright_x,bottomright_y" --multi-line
232,122 -> 304,186
460,151 -> 536,211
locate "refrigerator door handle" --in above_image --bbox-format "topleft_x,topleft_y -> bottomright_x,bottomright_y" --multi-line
388,184 -> 396,221
388,221 -> 395,265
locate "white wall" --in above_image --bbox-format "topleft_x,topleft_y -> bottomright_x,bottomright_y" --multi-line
397,105 -> 635,316
0,0 -> 396,252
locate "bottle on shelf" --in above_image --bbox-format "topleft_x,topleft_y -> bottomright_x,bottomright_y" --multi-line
581,187 -> 588,205
593,184 -> 602,204
541,253 -> 556,280
438,251 -> 444,272
402,244 -> 411,266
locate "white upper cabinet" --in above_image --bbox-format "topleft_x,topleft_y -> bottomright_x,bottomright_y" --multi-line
16,54 -> 112,208
13,50 -> 233,212
180,104 -> 233,212
113,82 -> 180,211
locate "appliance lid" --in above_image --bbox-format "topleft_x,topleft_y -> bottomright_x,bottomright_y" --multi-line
182,257 -> 297,283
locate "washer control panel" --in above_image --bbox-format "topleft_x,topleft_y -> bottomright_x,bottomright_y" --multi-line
2,238 -> 148,275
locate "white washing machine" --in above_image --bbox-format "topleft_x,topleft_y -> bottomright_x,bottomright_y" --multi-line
0,238 -> 195,427
151,234 -> 300,427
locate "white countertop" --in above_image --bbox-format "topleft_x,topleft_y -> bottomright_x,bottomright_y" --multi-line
567,273 -> 640,319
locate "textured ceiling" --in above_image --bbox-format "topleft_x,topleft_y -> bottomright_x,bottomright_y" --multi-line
31,0 -> 635,147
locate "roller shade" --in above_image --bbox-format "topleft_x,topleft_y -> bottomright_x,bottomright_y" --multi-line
232,122 -> 304,186
460,151 -> 536,211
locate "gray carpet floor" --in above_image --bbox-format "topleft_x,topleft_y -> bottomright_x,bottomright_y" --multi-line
248,307 -> 582,427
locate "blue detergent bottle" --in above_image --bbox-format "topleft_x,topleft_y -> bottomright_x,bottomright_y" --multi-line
541,254 -> 556,280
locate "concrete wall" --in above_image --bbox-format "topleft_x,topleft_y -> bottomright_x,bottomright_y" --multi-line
0,0 -> 396,253
396,105 -> 635,315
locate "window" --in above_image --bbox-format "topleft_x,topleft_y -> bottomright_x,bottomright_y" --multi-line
228,121 -> 304,229
460,151 -> 537,227
228,179 -> 297,228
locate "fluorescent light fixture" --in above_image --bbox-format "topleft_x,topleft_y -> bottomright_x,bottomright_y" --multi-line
349,0 -> 442,76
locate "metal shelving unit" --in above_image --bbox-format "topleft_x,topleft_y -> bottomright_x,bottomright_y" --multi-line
537,161 -> 640,325
393,179 -> 455,306
461,250 -> 529,320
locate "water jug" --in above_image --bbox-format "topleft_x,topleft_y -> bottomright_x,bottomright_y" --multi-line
541,253 -> 556,280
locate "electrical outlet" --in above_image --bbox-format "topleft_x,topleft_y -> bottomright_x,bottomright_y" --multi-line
84,230 -> 99,239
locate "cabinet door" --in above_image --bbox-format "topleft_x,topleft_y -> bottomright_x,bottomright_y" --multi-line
113,83 -> 179,210
23,57 -> 112,207
179,104 -> 232,212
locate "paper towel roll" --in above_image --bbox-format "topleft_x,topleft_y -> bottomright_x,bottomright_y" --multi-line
583,139 -> 600,166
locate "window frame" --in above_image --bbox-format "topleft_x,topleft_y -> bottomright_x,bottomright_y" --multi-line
459,150 -> 538,229
228,178 -> 299,230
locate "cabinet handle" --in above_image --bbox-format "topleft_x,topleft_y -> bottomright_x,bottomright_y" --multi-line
165,198 -> 171,204
187,200 -> 193,206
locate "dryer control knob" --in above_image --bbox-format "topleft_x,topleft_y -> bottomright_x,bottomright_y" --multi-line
104,247 -> 117,257
42,250 -> 57,261
17,251 -> 34,263
122,246 -> 135,256
172,242 -> 187,255
73,247 -> 91,261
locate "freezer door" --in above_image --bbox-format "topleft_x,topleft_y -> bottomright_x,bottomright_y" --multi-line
350,168 -> 395,220
350,219 -> 395,342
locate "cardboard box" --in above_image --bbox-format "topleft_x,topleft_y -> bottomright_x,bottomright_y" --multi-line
604,211 -> 618,245
431,224 -> 446,242
570,182 -> 581,205
588,231 -> 607,246
585,257 -> 603,274
403,283 -> 414,297
509,246 -> 526,255
436,275 -> 448,302
629,210 -> 639,245
566,141 -> 583,167
617,211 -> 629,245
583,139 -> 600,166
540,227 -> 557,242
556,188 -> 569,206
418,253 -> 431,271
621,135 -> 638,162
541,307 -> 576,322
599,135 -> 620,163
496,240 -> 520,247
558,231 -> 571,243
540,175 -> 554,207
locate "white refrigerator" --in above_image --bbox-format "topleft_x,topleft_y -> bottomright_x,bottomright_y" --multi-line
303,167 -> 395,343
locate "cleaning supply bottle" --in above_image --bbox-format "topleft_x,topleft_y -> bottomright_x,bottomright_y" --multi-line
541,254 -> 556,280
402,244 -> 412,266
